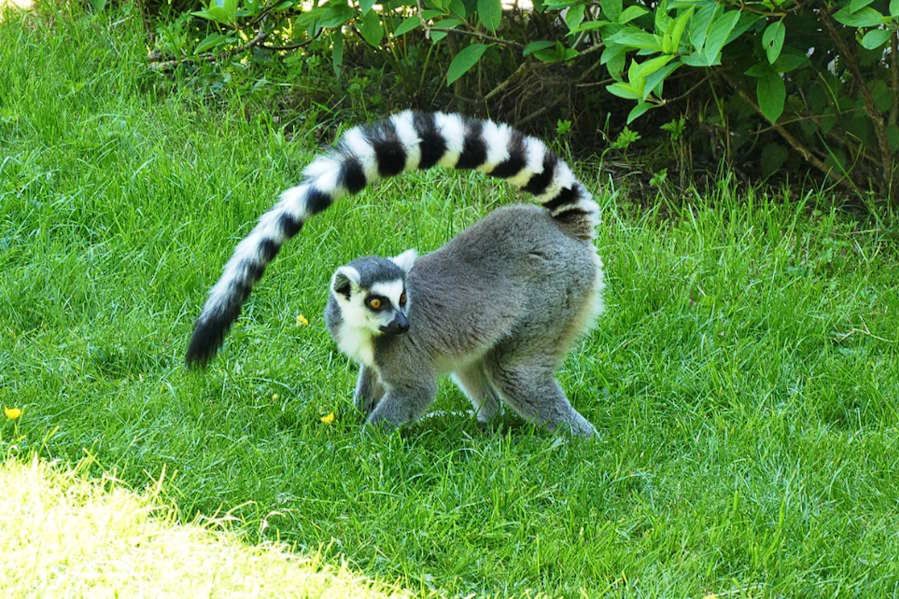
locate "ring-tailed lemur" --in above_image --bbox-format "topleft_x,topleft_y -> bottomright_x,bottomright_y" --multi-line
187,111 -> 604,436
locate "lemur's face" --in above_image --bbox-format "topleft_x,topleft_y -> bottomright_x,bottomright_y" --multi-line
330,250 -> 416,337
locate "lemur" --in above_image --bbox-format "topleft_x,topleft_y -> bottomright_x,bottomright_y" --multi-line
187,111 -> 604,436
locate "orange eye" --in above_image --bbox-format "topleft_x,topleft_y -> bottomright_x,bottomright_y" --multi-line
399,292 -> 407,307
366,297 -> 383,310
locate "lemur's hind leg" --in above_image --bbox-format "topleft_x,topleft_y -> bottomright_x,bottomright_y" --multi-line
484,357 -> 597,437
354,365 -> 385,417
365,378 -> 437,430
452,362 -> 502,423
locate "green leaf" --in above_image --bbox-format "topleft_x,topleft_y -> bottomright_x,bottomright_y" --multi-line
432,17 -> 463,29
757,70 -> 785,123
195,0 -> 237,23
317,4 -> 354,28
888,124 -> 899,151
446,43 -> 489,84
564,4 -> 586,31
606,82 -> 640,99
421,8 -> 442,19
360,0 -> 375,15
744,63 -> 770,78
631,54 -> 675,80
618,5 -> 648,24
195,32 -> 235,53
763,21 -> 785,64
774,49 -> 809,73
688,2 -> 718,50
670,7 -> 694,50
601,44 -> 627,78
606,27 -> 661,51
599,0 -> 621,21
523,40 -> 555,56
681,51 -> 712,67
727,12 -> 763,44
703,10 -> 740,64
644,60 -> 681,99
570,20 -> 612,33
627,102 -> 656,124
761,142 -> 788,177
359,10 -> 384,46
891,0 -> 899,17
477,0 -> 502,32
431,30 -> 448,42
89,0 -> 107,11
395,16 -> 421,36
449,0 -> 467,18
833,6 -> 884,28
870,79 -> 892,112
209,0 -> 237,23
849,0 -> 875,12
331,31 -> 344,77
861,28 -> 891,49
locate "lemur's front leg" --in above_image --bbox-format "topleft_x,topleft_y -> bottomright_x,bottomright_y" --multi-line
354,365 -> 385,417
365,377 -> 437,430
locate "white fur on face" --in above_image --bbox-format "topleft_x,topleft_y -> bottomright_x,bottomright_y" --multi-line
333,290 -> 378,366
332,277 -> 407,366
370,279 -> 406,311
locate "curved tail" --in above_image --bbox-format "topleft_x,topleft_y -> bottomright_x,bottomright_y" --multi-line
186,111 -> 600,365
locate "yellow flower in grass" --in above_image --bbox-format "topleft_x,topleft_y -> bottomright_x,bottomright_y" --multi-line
320,411 -> 336,425
4,407 -> 22,421
295,313 -> 309,327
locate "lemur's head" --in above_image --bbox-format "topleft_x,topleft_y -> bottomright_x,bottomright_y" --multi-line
327,250 -> 417,338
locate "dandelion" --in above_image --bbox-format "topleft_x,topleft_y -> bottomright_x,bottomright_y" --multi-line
295,313 -> 309,327
320,411 -> 335,425
4,407 -> 22,421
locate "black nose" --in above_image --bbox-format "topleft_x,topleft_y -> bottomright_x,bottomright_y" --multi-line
379,312 -> 409,335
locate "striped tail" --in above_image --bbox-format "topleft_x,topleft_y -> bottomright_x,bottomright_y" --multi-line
186,110 -> 600,365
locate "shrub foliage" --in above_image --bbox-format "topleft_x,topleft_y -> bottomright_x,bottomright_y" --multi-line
147,0 -> 899,202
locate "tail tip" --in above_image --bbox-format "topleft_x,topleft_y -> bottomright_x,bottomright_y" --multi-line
185,316 -> 229,368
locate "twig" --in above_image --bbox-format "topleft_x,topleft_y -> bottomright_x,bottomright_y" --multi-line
720,72 -> 861,196
485,62 -> 527,101
891,30 -> 898,126
821,9 -> 894,200
429,26 -> 523,48
259,29 -> 323,51
515,103 -> 558,128
149,26 -> 268,71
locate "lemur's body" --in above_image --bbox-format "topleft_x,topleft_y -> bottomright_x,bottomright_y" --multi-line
187,111 -> 604,435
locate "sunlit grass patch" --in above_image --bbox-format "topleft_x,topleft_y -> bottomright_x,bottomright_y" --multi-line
0,457 -> 407,598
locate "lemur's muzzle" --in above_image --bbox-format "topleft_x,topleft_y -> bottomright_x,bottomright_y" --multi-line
379,311 -> 409,335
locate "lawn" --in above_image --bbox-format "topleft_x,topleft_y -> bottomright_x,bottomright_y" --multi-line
2,4 -> 898,597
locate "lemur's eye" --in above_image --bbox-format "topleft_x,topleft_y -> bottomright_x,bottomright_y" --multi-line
366,297 -> 383,310
399,292 -> 407,307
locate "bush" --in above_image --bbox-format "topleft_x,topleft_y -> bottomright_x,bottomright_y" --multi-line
145,0 -> 899,204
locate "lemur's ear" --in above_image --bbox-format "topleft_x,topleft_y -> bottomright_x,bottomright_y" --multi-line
391,249 -> 418,273
331,266 -> 360,299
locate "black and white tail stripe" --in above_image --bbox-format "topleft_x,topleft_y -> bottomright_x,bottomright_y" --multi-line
186,110 -> 599,365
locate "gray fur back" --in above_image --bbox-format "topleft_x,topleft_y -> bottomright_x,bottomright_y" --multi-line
374,204 -> 602,373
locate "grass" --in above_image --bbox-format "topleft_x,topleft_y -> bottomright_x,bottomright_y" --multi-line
0,456 -> 405,597
2,4 -> 899,596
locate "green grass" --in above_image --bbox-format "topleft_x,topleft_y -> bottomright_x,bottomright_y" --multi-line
3,5 -> 899,596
